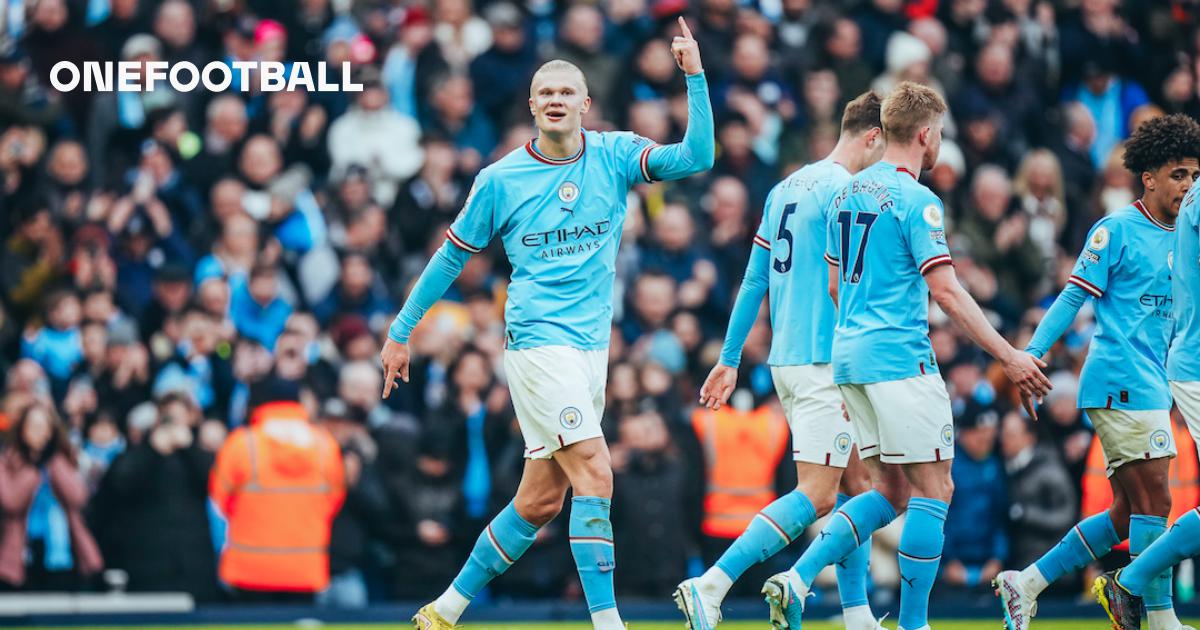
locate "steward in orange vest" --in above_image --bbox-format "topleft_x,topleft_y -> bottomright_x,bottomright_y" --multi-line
210,377 -> 346,595
690,402 -> 790,539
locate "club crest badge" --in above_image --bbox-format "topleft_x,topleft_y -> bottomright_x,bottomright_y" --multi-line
558,182 -> 579,203
560,407 -> 583,430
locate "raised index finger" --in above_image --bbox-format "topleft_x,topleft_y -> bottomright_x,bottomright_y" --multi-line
678,16 -> 693,39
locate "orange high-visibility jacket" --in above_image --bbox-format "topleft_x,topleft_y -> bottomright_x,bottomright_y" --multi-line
691,405 -> 789,538
210,401 -> 346,592
1082,420 -> 1200,551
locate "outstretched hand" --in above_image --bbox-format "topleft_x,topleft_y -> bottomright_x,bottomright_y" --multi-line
671,17 -> 703,76
1005,350 -> 1052,421
380,337 -> 411,399
699,363 -> 738,410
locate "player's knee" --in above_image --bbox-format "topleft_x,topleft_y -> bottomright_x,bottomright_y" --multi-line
516,493 -> 564,526
877,483 -> 911,512
576,464 -> 613,498
839,471 -> 872,497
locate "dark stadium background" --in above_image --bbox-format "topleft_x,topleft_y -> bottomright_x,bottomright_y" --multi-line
2,0 -> 1200,625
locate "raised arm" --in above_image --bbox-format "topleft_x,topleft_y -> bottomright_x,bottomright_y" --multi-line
645,18 -> 714,181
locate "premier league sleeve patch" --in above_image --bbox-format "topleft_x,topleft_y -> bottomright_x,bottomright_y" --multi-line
923,204 -> 944,228
1089,226 -> 1110,252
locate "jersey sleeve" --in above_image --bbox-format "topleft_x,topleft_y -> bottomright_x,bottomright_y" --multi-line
1067,218 -> 1121,298
446,170 -> 498,254
904,192 -> 953,275
609,131 -> 659,187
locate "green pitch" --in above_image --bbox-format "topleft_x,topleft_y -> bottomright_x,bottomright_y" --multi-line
18,621 -> 1182,629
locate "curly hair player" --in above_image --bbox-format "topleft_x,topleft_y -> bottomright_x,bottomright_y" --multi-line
380,17 -> 713,630
1093,114 -> 1200,630
993,113 -> 1200,630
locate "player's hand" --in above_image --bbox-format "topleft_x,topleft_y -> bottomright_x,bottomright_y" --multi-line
671,17 -> 703,76
380,337 -> 411,399
1003,349 -> 1052,420
699,363 -> 738,410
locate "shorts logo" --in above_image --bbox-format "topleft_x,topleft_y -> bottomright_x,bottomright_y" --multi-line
560,407 -> 583,430
1089,226 -> 1110,251
834,432 -> 852,455
558,182 -> 579,203
923,204 -> 943,227
941,424 -> 954,447
1150,429 -> 1171,452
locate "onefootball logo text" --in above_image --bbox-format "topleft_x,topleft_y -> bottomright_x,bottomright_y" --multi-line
49,60 -> 364,93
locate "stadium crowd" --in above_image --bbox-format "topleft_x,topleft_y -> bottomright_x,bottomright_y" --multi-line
1,0 -> 1200,613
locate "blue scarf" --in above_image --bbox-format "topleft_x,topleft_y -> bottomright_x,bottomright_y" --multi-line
461,403 -> 491,519
25,472 -> 73,571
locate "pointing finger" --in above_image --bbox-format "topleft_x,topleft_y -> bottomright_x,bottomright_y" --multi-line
383,364 -> 396,399
678,16 -> 693,40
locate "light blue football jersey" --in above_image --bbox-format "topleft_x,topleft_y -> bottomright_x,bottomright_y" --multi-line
1070,201 -> 1175,410
1170,185 -> 1200,382
446,129 -> 656,351
824,161 -> 952,385
752,158 -> 851,365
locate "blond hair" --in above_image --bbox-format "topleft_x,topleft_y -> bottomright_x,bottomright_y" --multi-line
881,81 -> 947,144
529,59 -> 588,97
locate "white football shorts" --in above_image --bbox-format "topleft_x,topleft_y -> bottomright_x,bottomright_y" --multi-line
1086,407 -> 1175,477
837,373 -> 955,464
503,345 -> 607,459
771,363 -> 857,467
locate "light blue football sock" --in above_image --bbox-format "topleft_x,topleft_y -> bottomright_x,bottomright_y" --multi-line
794,489 -> 896,586
1033,510 -> 1120,584
834,493 -> 872,610
569,496 -> 618,613
897,497 -> 947,630
714,489 -> 817,581
1122,509 -> 1200,596
1129,514 -> 1172,611
451,501 -> 539,599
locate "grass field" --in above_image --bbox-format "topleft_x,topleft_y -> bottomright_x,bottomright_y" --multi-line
18,621 -> 1173,629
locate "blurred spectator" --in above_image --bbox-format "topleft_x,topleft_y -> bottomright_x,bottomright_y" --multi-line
612,408 -> 697,597
956,164 -> 1044,307
209,376 -> 345,603
0,401 -> 103,591
316,397 -> 395,609
1063,57 -> 1149,170
470,3 -> 537,131
88,392 -> 217,601
328,65 -> 423,206
1000,411 -> 1076,574
943,403 -> 1007,594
